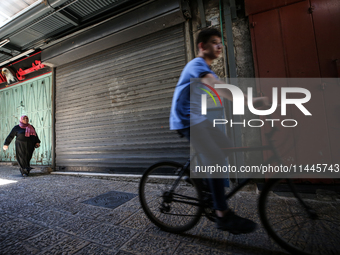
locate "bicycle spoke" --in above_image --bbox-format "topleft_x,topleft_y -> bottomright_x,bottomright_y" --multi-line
260,178 -> 340,255
278,219 -> 311,238
317,217 -> 340,225
319,219 -> 340,239
303,220 -> 316,253
285,216 -> 310,248
270,214 -> 307,227
319,220 -> 340,254
139,162 -> 203,233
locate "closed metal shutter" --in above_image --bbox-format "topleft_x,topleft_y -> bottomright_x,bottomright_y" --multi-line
55,25 -> 189,172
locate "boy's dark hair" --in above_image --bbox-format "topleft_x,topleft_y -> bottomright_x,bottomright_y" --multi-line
196,28 -> 222,47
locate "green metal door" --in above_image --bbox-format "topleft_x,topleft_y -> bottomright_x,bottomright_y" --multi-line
0,73 -> 52,165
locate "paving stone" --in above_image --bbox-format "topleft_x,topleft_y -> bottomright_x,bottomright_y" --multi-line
74,243 -> 117,255
173,242 -> 212,255
0,211 -> 15,223
194,217 -> 230,250
229,193 -> 274,251
29,194 -> 69,207
37,236 -> 90,255
0,241 -> 40,255
114,183 -> 139,194
210,248 -> 234,255
0,200 -> 30,214
26,229 -> 69,249
120,209 -> 151,230
227,245 -> 286,255
226,235 -> 286,255
235,226 -> 282,252
50,200 -> 90,215
0,234 -> 20,250
13,204 -> 47,219
82,224 -> 137,248
211,247 -> 279,255
145,224 -> 199,244
0,218 -> 30,236
115,251 -> 136,255
14,223 -> 48,241
57,216 -> 99,235
121,233 -> 180,255
97,197 -> 141,225
98,209 -> 138,226
0,165 -> 327,255
75,204 -> 112,219
27,210 -> 73,227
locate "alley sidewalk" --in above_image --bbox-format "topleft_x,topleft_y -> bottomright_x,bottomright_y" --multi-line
0,164 -> 289,255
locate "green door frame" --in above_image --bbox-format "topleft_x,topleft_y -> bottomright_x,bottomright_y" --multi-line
0,73 -> 53,165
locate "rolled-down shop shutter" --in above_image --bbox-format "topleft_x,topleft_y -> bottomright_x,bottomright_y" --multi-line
55,25 -> 189,172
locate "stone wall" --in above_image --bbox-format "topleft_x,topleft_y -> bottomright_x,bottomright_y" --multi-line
232,15 -> 263,168
188,0 -> 263,168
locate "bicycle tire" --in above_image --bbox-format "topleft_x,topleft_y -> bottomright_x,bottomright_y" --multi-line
139,161 -> 203,233
259,178 -> 340,255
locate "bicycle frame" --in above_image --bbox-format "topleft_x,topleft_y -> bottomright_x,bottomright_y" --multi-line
139,122 -> 334,255
167,125 -> 311,211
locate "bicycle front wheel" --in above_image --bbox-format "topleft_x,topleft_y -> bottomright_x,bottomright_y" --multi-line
139,161 -> 203,233
259,179 -> 340,255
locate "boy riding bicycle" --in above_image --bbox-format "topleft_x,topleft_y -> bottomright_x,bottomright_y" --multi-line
170,28 -> 267,234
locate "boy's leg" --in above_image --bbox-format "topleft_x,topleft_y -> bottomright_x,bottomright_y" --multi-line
189,120 -> 257,233
190,120 -> 231,211
178,124 -> 229,211
206,178 -> 228,211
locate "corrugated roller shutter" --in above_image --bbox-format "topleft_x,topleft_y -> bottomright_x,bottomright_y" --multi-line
55,25 -> 189,172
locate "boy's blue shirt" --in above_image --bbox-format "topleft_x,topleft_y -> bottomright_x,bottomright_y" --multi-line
169,57 -> 218,130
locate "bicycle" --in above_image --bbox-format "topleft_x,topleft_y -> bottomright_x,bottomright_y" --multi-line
139,126 -> 340,255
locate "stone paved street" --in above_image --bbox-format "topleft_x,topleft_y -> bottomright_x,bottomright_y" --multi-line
0,164 -> 304,255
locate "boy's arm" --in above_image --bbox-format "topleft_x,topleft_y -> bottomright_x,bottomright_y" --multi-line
201,73 -> 268,108
201,73 -> 234,101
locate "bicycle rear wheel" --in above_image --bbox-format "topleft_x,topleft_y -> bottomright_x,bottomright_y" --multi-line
259,179 -> 340,255
139,161 -> 203,233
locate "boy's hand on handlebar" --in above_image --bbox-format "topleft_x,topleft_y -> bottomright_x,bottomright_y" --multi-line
3,145 -> 8,151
